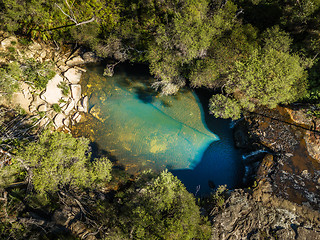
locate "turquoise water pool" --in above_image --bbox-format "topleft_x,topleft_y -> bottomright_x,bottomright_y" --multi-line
74,64 -> 244,194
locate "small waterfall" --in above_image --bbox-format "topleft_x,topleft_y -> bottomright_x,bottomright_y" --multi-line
242,149 -> 268,160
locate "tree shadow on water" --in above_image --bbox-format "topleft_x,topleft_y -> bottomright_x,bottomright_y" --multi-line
170,139 -> 245,196
170,89 -> 245,196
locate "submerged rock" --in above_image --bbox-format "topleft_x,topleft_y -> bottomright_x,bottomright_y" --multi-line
82,52 -> 99,63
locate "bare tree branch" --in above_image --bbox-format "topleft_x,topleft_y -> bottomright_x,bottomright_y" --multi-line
55,3 -> 77,25
55,0 -> 95,27
75,17 -> 95,26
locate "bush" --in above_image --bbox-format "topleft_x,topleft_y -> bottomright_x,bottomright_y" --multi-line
23,59 -> 55,90
12,132 -> 112,196
0,62 -> 21,95
51,103 -> 61,113
109,170 -> 211,240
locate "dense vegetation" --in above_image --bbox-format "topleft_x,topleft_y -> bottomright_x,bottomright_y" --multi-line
1,0 -> 320,118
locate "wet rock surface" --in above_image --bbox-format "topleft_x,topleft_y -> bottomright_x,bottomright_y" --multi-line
235,106 -> 320,210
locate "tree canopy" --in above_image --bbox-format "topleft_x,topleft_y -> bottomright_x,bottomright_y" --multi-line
1,131 -> 112,195
102,170 -> 211,240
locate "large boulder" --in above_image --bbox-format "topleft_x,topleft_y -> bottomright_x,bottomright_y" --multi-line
53,113 -> 66,129
70,84 -> 81,103
28,41 -> 42,51
62,99 -> 75,116
41,74 -> 64,104
64,68 -> 82,84
66,56 -> 85,66
11,82 -> 33,113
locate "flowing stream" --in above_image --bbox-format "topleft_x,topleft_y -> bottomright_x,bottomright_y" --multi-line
72,63 -> 245,195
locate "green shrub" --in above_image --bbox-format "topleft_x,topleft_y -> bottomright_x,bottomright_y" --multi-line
23,59 -> 55,90
18,38 -> 31,46
12,131 -> 112,196
52,103 -> 61,113
0,62 -> 21,95
57,81 -> 70,96
7,47 -> 15,53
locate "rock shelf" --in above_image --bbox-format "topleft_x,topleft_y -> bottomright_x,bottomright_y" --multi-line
0,32 -> 98,131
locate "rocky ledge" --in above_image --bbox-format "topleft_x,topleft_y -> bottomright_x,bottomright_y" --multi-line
233,105 -> 320,211
0,32 -> 100,131
211,183 -> 320,240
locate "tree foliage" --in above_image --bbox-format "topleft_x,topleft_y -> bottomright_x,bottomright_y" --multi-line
8,131 -> 112,195
105,170 -> 210,240
0,62 -> 21,95
209,94 -> 242,120
227,48 -> 307,109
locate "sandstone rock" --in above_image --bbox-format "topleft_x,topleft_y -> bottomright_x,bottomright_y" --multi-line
64,68 -> 82,84
77,96 -> 89,112
39,50 -> 46,60
29,94 -> 45,113
66,56 -> 85,66
70,84 -> 81,103
285,107 -> 313,126
37,104 -> 47,112
28,41 -> 42,51
56,60 -> 69,72
296,227 -> 320,240
11,82 -> 33,113
39,117 -> 50,128
1,36 -> 18,48
72,112 -> 82,123
304,132 -> 320,162
77,102 -> 85,112
74,66 -> 87,72
41,74 -> 64,104
53,113 -> 66,129
256,154 -> 274,180
63,117 -> 70,127
24,50 -> 34,59
82,96 -> 88,113
211,189 -> 320,240
62,99 -> 75,116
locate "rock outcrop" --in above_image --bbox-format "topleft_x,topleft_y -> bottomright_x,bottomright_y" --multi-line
234,106 -> 320,211
0,32 -> 100,131
211,186 -> 320,240
285,106 -> 320,162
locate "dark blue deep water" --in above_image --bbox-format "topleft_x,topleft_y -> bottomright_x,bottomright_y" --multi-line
78,64 -> 245,195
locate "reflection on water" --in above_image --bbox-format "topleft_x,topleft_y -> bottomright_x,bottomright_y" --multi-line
73,63 -> 244,195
